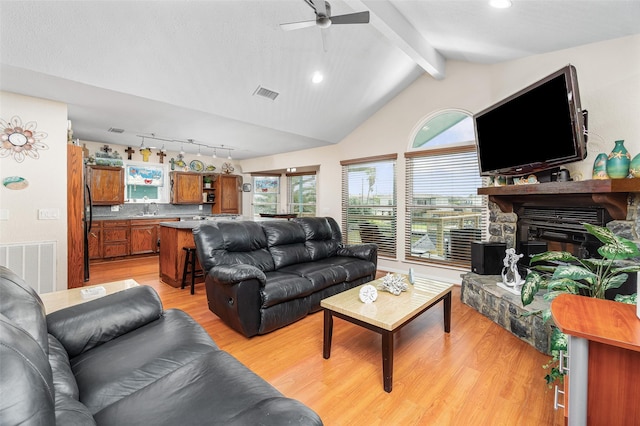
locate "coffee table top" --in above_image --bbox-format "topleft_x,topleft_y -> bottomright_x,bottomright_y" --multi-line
321,275 -> 453,331
39,279 -> 139,314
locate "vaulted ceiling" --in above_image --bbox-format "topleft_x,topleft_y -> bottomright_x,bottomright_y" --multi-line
1,1 -> 638,159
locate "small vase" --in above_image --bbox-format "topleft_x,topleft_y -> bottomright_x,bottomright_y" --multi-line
592,153 -> 609,179
630,153 -> 640,178
606,140 -> 631,179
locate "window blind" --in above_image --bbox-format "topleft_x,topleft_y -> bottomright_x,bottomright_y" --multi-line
405,146 -> 487,267
341,155 -> 397,258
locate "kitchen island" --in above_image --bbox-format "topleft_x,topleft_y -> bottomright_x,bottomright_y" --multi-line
158,217 -> 239,287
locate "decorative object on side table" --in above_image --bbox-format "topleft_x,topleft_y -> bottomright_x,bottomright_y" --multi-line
521,223 -> 640,386
606,139 -> 631,178
359,284 -> 378,303
378,273 -> 408,295
592,152 -> 609,179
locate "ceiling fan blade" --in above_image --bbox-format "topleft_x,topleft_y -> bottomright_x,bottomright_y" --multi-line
280,19 -> 317,31
329,11 -> 370,25
310,0 -> 327,17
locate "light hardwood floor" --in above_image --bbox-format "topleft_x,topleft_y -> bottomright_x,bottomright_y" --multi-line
86,256 -> 564,425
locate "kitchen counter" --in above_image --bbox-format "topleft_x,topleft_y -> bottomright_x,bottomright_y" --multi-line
158,215 -> 239,288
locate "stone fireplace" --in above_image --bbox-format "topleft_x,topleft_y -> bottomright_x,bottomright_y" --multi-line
461,179 -> 640,354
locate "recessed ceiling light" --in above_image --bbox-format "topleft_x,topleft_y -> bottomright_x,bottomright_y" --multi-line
489,0 -> 512,8
312,72 -> 324,84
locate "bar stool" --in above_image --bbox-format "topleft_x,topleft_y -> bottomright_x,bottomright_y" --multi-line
181,246 -> 203,295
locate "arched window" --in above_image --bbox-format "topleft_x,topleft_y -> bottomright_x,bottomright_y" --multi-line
405,110 -> 487,267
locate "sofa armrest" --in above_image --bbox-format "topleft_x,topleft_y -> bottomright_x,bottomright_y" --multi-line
337,243 -> 378,266
46,286 -> 163,358
209,264 -> 267,286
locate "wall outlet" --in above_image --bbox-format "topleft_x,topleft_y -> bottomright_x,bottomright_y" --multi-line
198,205 -> 203,211
0,209 -> 9,221
38,208 -> 60,220
111,205 -> 120,212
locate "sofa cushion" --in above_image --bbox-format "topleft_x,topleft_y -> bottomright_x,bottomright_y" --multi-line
54,394 -> 96,425
48,334 -> 79,399
261,271 -> 318,308
0,313 -> 55,425
194,222 -> 275,272
262,221 -> 311,269
92,350 -> 322,426
70,309 -> 218,414
293,217 -> 342,260
0,265 -> 49,353
279,260 -> 348,290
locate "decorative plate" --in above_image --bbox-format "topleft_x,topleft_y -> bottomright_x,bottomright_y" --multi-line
205,164 -> 216,171
190,160 -> 204,172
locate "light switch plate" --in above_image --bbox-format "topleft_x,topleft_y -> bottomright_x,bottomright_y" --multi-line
111,205 -> 120,212
38,208 -> 60,220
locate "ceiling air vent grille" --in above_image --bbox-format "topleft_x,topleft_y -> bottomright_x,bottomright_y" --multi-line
253,86 -> 279,101
108,127 -> 125,133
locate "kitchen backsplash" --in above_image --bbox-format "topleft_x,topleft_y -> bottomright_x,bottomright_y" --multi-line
92,203 -> 217,218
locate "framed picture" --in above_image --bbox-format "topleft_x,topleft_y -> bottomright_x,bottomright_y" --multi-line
126,164 -> 164,187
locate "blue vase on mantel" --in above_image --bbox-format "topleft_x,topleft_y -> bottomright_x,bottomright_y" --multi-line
606,140 -> 631,179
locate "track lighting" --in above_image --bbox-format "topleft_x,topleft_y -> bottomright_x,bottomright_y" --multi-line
212,149 -> 217,159
227,149 -> 232,160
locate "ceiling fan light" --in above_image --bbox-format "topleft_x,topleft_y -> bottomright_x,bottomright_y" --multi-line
312,72 -> 324,84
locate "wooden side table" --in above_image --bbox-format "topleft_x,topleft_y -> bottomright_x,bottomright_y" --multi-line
39,280 -> 139,314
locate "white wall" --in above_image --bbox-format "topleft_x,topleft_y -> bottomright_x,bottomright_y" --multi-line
0,91 -> 68,289
239,34 -> 640,284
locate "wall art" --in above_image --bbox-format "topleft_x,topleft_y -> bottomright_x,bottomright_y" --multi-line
2,176 -> 29,190
0,116 -> 48,163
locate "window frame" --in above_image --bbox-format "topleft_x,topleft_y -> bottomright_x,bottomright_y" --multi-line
287,171 -> 317,217
341,154 -> 397,258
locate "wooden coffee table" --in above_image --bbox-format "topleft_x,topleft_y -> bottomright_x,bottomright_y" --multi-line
320,275 -> 453,392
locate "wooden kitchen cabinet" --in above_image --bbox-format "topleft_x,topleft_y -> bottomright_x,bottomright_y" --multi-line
102,220 -> 130,258
171,172 -> 203,204
87,221 -> 102,260
212,174 -> 241,214
87,165 -> 124,205
130,218 -> 169,255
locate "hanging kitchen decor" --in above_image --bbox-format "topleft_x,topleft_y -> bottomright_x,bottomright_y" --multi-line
0,115 -> 48,163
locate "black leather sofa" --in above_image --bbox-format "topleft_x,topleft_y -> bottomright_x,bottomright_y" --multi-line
193,216 -> 378,337
0,266 -> 322,425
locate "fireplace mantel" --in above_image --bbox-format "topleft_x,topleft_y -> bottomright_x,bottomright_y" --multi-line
477,178 -> 640,220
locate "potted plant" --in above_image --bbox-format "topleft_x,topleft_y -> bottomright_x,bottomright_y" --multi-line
521,222 -> 640,386
203,175 -> 213,189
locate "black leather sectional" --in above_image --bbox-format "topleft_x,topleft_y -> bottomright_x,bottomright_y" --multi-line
0,266 -> 322,425
193,217 -> 378,337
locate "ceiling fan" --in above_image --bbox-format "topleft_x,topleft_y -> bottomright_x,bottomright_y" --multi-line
280,0 -> 370,32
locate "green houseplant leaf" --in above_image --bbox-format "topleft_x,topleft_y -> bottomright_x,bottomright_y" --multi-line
521,223 -> 639,386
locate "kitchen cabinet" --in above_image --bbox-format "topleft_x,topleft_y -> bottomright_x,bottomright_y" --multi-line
170,172 -> 203,204
212,174 -> 241,214
130,218 -> 166,255
102,220 -> 130,258
87,221 -> 102,260
202,174 -> 216,204
551,294 -> 640,425
87,165 -> 124,205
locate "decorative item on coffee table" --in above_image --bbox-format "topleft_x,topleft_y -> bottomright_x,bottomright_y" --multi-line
378,273 -> 408,295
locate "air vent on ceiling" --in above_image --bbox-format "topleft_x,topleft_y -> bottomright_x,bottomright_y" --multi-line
253,85 -> 279,101
108,127 -> 125,133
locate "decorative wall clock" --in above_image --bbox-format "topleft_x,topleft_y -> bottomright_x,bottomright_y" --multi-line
0,116 -> 48,163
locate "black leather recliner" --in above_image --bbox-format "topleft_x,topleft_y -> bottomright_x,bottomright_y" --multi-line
193,217 -> 378,337
0,266 -> 323,425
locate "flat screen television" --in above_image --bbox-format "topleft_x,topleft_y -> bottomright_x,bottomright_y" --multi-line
474,64 -> 588,177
